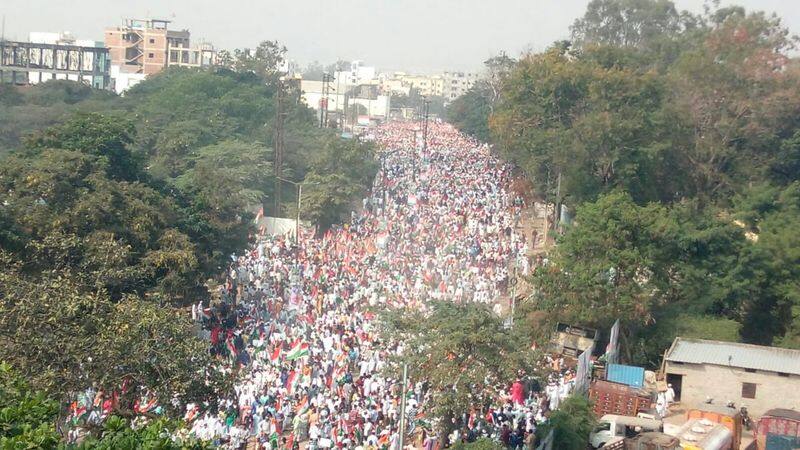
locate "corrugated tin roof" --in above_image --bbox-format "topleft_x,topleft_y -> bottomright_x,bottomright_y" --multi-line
665,337 -> 800,375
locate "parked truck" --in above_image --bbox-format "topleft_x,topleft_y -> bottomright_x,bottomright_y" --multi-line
662,404 -> 742,450
674,418 -> 734,450
685,405 -> 742,450
589,380 -> 652,418
756,409 -> 800,450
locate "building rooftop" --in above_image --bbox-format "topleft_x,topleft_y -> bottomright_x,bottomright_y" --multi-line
665,337 -> 800,375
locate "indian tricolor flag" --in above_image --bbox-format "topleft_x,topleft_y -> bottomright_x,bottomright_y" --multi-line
270,345 -> 282,364
286,340 -> 309,361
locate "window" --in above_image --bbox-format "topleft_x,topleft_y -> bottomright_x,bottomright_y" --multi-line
744,368 -> 757,373
779,372 -> 791,377
742,382 -> 757,399
149,38 -> 155,44
148,53 -> 154,58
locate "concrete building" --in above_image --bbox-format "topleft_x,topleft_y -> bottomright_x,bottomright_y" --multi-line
663,337 -> 800,418
441,71 -> 479,101
0,32 -> 110,89
300,80 -> 390,127
334,60 -> 377,86
104,18 -> 215,93
392,72 -> 444,97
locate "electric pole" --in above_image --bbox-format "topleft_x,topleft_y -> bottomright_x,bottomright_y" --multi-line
320,73 -> 333,128
274,79 -> 287,216
398,363 -> 408,450
422,98 -> 430,153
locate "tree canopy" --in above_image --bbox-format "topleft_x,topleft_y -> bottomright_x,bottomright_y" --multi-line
381,302 -> 540,442
0,41 -> 377,445
446,0 -> 800,366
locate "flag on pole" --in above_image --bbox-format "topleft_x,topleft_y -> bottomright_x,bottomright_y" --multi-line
286,370 -> 298,395
270,345 -> 282,364
286,340 -> 309,360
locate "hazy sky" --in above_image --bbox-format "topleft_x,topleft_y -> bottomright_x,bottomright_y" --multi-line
2,0 -> 798,73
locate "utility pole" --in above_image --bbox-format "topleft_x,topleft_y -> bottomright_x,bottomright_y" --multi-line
553,170 -> 562,231
296,183 -> 302,244
422,98 -> 430,153
398,362 -> 408,450
274,79 -> 286,216
336,72 -> 342,130
320,73 -> 333,128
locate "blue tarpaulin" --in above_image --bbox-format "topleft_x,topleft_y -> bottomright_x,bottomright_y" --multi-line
606,363 -> 645,388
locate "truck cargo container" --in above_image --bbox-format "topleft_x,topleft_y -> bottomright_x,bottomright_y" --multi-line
589,380 -> 652,418
756,409 -> 800,450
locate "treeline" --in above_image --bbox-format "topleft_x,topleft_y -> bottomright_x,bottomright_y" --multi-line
448,1 -> 800,364
0,40 -> 377,443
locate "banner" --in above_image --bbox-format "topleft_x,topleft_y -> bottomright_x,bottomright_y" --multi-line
574,342 -> 594,396
605,319 -> 620,365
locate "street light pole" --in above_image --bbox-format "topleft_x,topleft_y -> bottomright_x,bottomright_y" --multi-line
398,362 -> 408,450
296,183 -> 302,244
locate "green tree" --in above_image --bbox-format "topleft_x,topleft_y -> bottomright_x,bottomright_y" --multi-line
532,191 -> 756,365
299,136 -> 377,230
0,258 -> 226,416
667,9 -> 800,200
381,301 -> 540,445
24,112 -> 140,182
571,0 -> 691,50
72,416 -> 210,449
539,396 -> 596,450
226,40 -> 288,82
446,87 -> 492,142
0,362 -> 60,449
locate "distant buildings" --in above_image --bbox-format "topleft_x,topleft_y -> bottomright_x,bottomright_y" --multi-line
382,71 -> 479,101
0,32 -> 111,89
389,73 -> 444,98
441,71 -> 480,100
297,61 -> 480,127
104,18 -> 216,94
300,79 -> 391,128
334,61 -> 376,86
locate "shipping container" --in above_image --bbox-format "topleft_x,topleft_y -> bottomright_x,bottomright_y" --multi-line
589,380 -> 651,418
607,364 -> 646,388
756,409 -> 800,450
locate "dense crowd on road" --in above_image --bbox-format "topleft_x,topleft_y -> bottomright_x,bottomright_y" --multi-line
188,121 -> 576,449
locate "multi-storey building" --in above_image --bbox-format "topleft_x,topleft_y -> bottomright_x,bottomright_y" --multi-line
392,72 -> 444,98
441,71 -> 479,100
0,32 -> 110,89
104,18 -> 215,93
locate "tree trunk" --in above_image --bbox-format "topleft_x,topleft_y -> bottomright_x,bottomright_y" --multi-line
439,410 -> 455,448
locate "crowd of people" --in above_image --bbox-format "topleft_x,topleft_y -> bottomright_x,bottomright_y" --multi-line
189,121 -> 574,449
